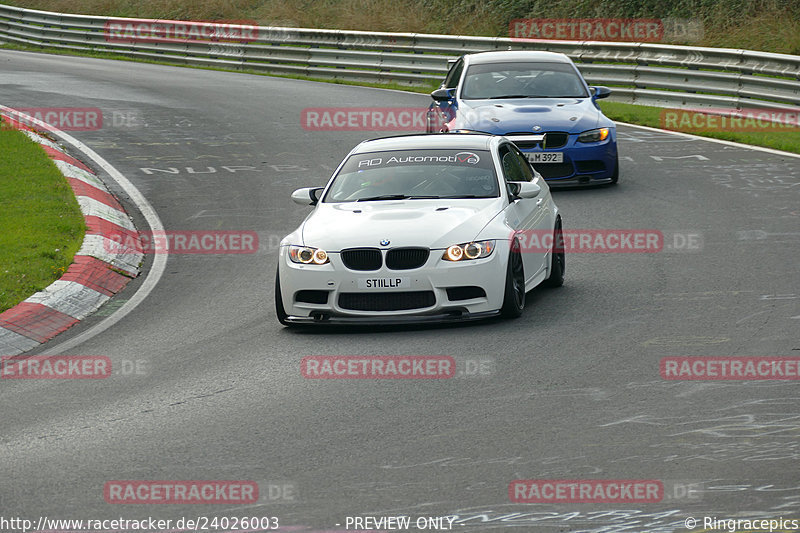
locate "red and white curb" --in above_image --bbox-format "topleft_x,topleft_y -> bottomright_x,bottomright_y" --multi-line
0,116 -> 143,355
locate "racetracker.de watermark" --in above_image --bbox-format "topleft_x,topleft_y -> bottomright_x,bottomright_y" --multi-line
511,18 -> 664,41
301,107 -> 427,131
3,108 -> 145,131
516,229 -> 663,253
106,230 -> 259,254
509,18 -> 703,42
104,19 -> 260,43
661,108 -> 800,132
104,481 -> 259,504
1,356 -> 110,379
509,479 -> 663,503
301,356 -> 455,379
2,107 -> 102,131
661,357 -> 800,380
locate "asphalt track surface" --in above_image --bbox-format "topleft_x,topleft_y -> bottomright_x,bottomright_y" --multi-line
1,50 -> 798,532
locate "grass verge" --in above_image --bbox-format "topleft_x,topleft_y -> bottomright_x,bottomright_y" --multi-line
598,101 -> 800,155
0,119 -> 85,313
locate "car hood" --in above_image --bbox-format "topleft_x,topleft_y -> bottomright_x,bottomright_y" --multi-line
300,198 -> 505,251
457,97 -> 602,134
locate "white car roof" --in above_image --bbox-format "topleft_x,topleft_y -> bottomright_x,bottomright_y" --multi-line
352,133 -> 500,153
465,50 -> 573,65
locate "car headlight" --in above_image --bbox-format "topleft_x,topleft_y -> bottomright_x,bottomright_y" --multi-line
289,245 -> 329,265
442,240 -> 495,262
577,127 -> 610,143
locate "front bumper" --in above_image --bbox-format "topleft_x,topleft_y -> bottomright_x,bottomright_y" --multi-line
284,310 -> 501,325
542,174 -> 615,187
514,134 -> 617,187
277,242 -> 510,323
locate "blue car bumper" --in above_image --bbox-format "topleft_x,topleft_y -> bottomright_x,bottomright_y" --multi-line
510,132 -> 618,187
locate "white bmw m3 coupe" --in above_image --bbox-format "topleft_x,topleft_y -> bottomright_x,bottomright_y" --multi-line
275,133 -> 564,325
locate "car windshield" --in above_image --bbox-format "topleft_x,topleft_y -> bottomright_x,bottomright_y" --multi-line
323,149 -> 499,202
461,61 -> 589,99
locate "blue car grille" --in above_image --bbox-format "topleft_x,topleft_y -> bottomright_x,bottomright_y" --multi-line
544,132 -> 568,148
506,132 -> 568,149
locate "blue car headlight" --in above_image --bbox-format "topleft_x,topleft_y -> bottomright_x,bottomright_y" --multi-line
442,240 -> 495,262
577,127 -> 610,143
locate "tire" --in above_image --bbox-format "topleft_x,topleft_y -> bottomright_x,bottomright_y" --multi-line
544,219 -> 565,288
500,241 -> 525,318
610,153 -> 619,184
275,267 -> 291,326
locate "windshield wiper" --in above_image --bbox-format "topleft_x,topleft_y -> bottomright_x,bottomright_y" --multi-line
356,194 -> 440,202
487,94 -> 585,99
488,94 -> 535,99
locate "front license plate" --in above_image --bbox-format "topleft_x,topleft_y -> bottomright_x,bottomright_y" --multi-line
357,277 -> 409,290
526,152 -> 563,163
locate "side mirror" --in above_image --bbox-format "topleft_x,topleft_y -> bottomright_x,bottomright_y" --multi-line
291,187 -> 324,206
590,86 -> 611,99
431,88 -> 453,101
509,181 -> 541,199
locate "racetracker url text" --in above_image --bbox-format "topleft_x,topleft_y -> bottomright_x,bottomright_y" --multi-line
0,516 -> 279,532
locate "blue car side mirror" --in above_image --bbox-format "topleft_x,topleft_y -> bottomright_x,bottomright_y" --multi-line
590,86 -> 612,99
431,88 -> 453,101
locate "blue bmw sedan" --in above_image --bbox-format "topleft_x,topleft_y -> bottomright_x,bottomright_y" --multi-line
427,51 -> 619,186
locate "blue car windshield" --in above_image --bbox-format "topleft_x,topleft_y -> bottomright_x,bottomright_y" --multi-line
462,61 -> 589,99
323,149 -> 499,202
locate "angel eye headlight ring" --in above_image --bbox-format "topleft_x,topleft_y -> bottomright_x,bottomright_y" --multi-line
289,245 -> 330,264
442,240 -> 495,262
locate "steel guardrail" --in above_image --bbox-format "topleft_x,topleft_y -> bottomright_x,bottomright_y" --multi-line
1,3 -> 799,116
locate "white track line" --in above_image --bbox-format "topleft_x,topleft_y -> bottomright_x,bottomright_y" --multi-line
0,105 -> 168,355
614,120 -> 800,160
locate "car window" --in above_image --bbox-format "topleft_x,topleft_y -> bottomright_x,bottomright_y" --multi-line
324,149 -> 499,202
461,61 -> 589,99
444,59 -> 464,89
510,146 -> 535,182
498,144 -> 526,183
